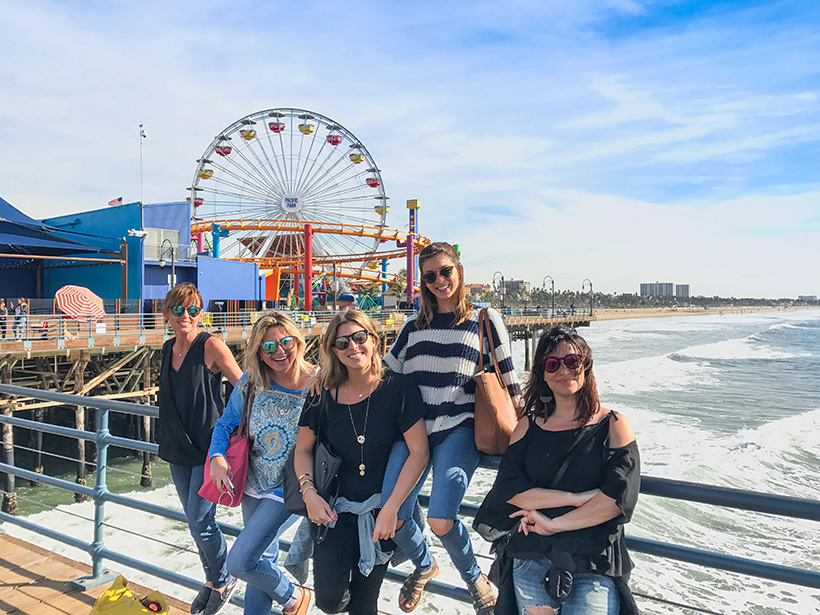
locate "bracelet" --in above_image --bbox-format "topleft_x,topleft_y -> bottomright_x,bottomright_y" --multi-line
299,477 -> 315,487
297,472 -> 312,482
301,485 -> 317,498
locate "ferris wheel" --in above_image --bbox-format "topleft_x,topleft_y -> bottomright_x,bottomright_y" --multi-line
189,108 -> 389,260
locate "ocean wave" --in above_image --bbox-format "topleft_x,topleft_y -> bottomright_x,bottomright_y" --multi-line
675,335 -> 810,361
595,353 -> 717,396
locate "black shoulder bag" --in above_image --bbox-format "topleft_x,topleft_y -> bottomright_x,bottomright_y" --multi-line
282,393 -> 342,518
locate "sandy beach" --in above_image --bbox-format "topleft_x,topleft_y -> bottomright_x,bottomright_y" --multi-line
595,305 -> 818,321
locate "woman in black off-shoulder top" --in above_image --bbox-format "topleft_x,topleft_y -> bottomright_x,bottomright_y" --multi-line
474,325 -> 640,615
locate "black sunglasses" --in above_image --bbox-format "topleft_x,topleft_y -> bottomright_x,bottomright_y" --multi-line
333,329 -> 371,350
261,337 -> 296,354
171,305 -> 202,317
544,354 -> 583,374
421,265 -> 455,285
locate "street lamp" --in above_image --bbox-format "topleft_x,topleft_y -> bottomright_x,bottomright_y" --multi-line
542,275 -> 555,317
493,271 -> 505,309
158,238 -> 176,291
582,278 -> 593,316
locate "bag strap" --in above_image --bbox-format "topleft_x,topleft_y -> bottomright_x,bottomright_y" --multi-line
238,383 -> 255,437
478,308 -> 506,387
547,412 -> 612,489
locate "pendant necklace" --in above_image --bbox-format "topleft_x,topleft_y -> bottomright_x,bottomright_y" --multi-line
346,379 -> 374,476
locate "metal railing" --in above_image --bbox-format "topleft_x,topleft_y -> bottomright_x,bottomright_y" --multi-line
0,309 -> 418,350
0,307 -> 596,350
1,384 -> 817,613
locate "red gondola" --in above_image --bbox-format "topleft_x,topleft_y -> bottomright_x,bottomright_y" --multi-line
327,134 -> 343,146
269,122 -> 285,133
186,197 -> 204,207
366,177 -> 381,188
215,145 -> 232,156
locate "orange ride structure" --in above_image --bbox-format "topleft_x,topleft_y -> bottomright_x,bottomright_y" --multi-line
187,108 -> 428,309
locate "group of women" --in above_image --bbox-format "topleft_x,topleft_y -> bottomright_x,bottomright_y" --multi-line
158,241 -> 640,615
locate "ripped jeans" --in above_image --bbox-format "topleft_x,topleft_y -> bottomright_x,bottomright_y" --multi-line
512,557 -> 619,615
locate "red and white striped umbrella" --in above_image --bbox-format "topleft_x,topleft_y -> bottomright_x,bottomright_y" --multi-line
55,285 -> 106,319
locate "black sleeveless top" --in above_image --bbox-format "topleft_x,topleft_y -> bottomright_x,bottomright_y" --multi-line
158,331 -> 225,466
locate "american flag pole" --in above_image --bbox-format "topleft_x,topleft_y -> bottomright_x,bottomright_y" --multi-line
139,123 -> 147,205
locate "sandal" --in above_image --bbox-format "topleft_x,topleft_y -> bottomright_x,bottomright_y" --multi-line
398,559 -> 439,613
468,573 -> 496,615
283,587 -> 312,615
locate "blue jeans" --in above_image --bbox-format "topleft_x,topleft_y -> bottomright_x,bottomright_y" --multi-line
513,557 -> 619,615
382,426 -> 483,584
227,494 -> 299,614
169,463 -> 230,588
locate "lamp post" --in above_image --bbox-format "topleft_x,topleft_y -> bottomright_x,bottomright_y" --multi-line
493,271 -> 505,309
542,275 -> 555,317
158,238 -> 176,291
582,278 -> 593,316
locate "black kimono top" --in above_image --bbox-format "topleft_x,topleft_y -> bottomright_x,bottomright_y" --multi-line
474,411 -> 640,578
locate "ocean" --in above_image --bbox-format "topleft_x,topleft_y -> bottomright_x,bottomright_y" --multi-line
5,309 -> 820,614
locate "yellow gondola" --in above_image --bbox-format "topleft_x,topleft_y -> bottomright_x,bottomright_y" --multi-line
374,205 -> 389,216
349,153 -> 365,164
298,124 -> 315,135
198,169 -> 214,179
240,129 -> 257,140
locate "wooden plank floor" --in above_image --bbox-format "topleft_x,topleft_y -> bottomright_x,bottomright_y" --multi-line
0,533 -> 190,615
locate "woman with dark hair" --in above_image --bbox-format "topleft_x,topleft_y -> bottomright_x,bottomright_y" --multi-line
208,312 -> 314,615
291,309 -> 428,615
474,325 -> 640,615
158,282 -> 243,615
381,241 -> 521,615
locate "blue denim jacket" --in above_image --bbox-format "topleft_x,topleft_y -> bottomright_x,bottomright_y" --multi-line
209,374 -> 306,494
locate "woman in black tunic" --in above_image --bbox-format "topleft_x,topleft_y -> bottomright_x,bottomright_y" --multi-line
474,325 -> 640,615
157,283 -> 243,615
291,309 -> 429,615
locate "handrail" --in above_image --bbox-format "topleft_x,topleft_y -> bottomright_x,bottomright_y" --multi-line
0,308 -> 594,351
0,385 -> 818,615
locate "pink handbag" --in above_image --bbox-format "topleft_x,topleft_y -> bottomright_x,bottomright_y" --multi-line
198,386 -> 254,507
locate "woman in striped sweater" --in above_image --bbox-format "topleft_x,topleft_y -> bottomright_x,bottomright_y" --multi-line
382,242 -> 521,615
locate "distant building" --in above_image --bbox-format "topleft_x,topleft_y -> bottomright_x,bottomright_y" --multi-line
798,295 -> 817,301
640,282 -> 674,297
676,284 -> 690,298
465,283 -> 491,297
503,279 -> 531,295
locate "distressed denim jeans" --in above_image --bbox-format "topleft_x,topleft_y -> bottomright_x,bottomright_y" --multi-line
512,557 -> 619,615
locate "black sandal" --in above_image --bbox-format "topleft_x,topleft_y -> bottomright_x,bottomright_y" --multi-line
398,559 -> 439,613
468,573 -> 496,615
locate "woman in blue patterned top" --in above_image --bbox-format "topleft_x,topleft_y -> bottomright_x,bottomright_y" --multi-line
208,312 -> 314,615
382,242 -> 521,615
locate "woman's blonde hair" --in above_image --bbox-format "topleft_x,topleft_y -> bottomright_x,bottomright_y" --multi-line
317,309 -> 383,391
415,241 -> 472,329
162,283 -> 203,321
244,311 -> 313,391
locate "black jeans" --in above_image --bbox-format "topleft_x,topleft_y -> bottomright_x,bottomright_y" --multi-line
313,512 -> 390,615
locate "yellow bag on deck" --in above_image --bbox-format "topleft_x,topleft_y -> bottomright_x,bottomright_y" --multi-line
89,575 -> 168,614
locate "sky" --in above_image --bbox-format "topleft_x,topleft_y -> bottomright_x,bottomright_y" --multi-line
1,0 -> 819,298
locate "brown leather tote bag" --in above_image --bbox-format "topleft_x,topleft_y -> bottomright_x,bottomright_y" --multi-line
474,308 -> 518,454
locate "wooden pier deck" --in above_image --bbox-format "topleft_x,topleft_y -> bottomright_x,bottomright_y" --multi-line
0,534 -> 189,615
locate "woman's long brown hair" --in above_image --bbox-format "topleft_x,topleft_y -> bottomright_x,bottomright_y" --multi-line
415,242 -> 473,329
521,325 -> 600,425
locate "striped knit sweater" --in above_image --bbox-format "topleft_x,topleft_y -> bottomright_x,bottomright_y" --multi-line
384,308 -> 521,446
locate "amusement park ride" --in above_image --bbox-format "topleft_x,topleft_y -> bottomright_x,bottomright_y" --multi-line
186,108 -> 429,309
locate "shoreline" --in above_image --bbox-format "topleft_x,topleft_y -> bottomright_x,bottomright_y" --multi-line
594,305 -> 819,321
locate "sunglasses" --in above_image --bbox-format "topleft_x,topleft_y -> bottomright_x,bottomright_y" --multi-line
544,354 -> 583,374
333,329 -> 371,350
421,265 -> 455,285
171,305 -> 202,317
261,337 -> 296,354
